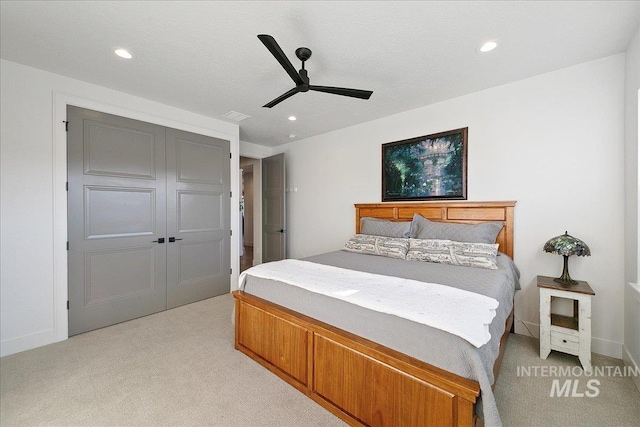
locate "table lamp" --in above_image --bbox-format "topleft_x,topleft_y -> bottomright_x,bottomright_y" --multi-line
543,231 -> 591,285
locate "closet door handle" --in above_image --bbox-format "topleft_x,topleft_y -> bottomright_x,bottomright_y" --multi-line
168,237 -> 183,242
152,238 -> 165,244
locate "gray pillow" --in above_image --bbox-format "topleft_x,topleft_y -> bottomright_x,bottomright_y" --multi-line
408,214 -> 503,244
360,217 -> 411,238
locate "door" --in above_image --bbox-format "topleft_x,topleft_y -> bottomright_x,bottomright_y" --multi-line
166,128 -> 230,309
262,153 -> 286,262
68,106 -> 231,336
67,106 -> 168,336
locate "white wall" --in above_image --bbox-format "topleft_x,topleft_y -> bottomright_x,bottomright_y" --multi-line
0,59 -> 240,357
623,27 -> 640,385
274,54 -> 627,358
240,140 -> 272,159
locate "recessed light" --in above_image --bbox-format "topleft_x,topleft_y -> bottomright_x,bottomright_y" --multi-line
479,41 -> 498,53
289,134 -> 296,139
114,48 -> 133,59
288,116 -> 297,121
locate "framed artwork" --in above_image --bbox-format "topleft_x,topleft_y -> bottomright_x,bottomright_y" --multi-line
382,127 -> 467,201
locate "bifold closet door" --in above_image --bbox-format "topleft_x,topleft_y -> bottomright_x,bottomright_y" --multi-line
67,106 -> 168,336
165,128 -> 230,309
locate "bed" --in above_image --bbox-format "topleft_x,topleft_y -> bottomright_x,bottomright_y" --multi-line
233,201 -> 517,427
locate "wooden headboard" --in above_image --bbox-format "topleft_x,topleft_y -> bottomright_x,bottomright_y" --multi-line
355,201 -> 516,259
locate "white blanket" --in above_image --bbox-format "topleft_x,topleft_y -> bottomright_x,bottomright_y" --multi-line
239,259 -> 498,348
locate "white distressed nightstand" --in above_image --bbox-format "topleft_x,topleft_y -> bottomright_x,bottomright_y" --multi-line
538,275 -> 595,371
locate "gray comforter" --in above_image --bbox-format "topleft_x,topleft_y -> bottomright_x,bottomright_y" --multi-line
240,250 -> 520,426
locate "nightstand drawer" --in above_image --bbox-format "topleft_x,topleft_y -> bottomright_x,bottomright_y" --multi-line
551,329 -> 579,354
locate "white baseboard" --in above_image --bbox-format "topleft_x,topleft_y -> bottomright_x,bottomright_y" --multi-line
623,345 -> 640,393
0,329 -> 55,358
592,336 -> 623,359
514,318 -> 539,338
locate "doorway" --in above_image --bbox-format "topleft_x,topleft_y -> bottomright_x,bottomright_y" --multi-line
240,156 -> 260,272
237,153 -> 285,270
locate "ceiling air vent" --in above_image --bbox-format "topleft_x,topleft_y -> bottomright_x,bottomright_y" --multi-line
221,111 -> 250,122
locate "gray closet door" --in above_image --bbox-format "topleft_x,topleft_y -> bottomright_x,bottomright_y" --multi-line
67,106 -> 168,336
262,153 -> 286,262
166,128 -> 230,308
68,107 -> 231,336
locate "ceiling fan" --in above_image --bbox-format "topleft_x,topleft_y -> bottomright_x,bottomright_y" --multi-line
258,34 -> 373,108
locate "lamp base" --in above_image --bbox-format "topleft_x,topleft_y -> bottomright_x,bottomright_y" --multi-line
555,255 -> 578,285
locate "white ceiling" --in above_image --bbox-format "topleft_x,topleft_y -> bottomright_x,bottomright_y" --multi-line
1,1 -> 638,147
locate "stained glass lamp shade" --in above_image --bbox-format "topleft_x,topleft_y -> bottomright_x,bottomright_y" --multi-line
543,231 -> 591,285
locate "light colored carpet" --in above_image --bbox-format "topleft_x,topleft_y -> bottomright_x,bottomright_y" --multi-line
1,293 -> 638,426
495,333 -> 640,426
0,294 -> 345,426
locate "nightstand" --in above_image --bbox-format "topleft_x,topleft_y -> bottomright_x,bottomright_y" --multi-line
538,275 -> 595,371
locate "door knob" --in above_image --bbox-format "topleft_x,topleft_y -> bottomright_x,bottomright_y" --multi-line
278,229 -> 285,233
152,238 -> 165,244
168,237 -> 183,242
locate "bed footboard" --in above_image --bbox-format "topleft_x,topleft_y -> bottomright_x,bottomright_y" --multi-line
234,290 -> 481,427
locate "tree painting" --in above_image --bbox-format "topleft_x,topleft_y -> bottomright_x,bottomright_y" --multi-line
382,128 -> 467,201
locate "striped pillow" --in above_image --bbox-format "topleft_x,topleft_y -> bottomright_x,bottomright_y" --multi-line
406,239 -> 499,269
343,234 -> 409,259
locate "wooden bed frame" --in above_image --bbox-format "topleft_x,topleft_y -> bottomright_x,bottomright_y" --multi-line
233,201 -> 516,426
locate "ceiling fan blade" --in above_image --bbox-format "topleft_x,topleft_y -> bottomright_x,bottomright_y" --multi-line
308,85 -> 373,100
263,87 -> 301,108
258,34 -> 305,86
